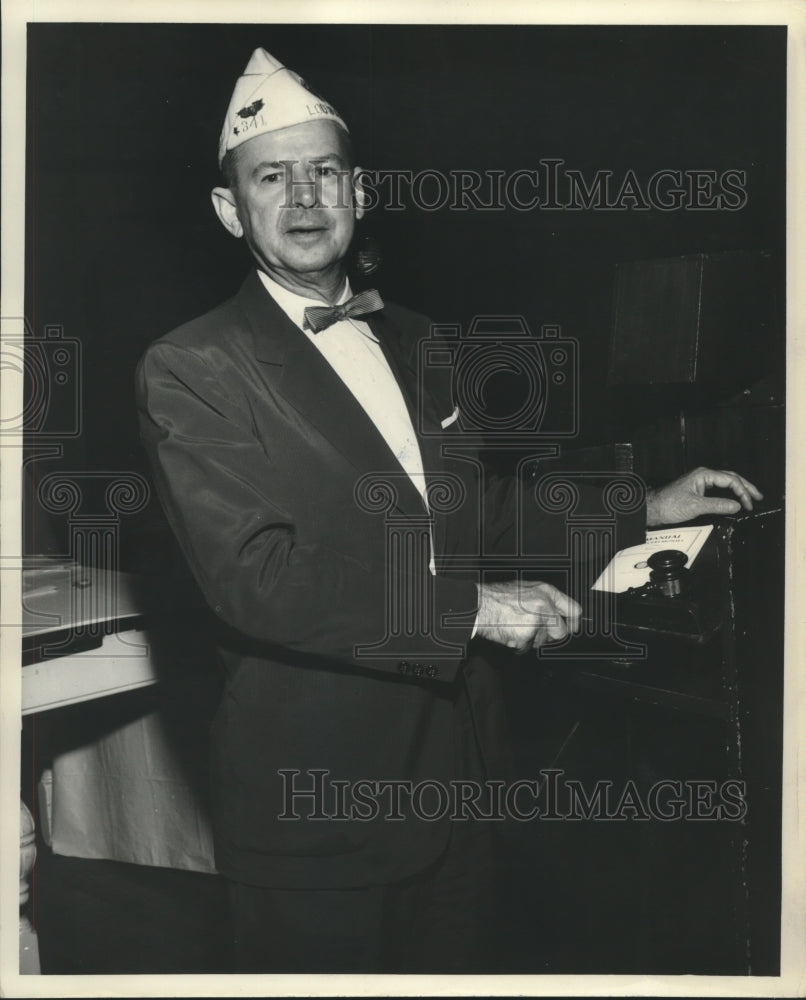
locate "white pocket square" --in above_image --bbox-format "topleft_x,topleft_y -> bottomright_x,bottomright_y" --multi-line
441,406 -> 460,429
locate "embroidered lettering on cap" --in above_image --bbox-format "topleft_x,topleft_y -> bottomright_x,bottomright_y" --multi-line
306,102 -> 338,117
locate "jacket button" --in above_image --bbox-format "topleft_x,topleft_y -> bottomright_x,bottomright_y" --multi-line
412,663 -> 424,677
398,661 -> 410,674
425,665 -> 437,678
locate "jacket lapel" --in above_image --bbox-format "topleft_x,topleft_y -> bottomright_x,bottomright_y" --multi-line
235,272 -> 427,518
366,310 -> 453,560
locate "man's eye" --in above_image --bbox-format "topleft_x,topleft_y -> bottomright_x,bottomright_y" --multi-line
261,172 -> 281,184
314,165 -> 335,177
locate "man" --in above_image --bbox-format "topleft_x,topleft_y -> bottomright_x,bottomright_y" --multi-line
136,47 -> 762,973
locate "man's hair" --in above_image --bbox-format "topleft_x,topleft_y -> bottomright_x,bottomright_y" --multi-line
220,147 -> 241,191
219,127 -> 354,191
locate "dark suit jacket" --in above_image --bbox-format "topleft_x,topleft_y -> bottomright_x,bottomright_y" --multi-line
136,270 -> 644,888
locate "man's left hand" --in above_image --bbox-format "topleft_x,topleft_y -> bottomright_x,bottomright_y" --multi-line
646,467 -> 763,526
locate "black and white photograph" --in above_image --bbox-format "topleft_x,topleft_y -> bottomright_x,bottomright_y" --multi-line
2,1 -> 803,995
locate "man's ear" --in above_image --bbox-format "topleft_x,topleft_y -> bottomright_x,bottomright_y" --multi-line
211,187 -> 244,238
352,166 -> 367,222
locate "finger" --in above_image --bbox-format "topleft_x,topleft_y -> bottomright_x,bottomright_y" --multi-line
720,471 -> 764,502
723,477 -> 756,510
694,496 -> 741,516
529,601 -> 573,642
701,469 -> 761,508
502,624 -> 536,654
513,632 -> 538,655
533,598 -> 578,641
538,585 -> 583,629
543,615 -> 569,642
530,626 -> 549,651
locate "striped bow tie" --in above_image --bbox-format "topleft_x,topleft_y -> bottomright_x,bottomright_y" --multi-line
303,289 -> 384,333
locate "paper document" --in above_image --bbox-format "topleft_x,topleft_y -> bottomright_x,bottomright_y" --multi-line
591,524 -> 714,593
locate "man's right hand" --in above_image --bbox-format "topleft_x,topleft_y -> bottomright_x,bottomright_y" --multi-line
475,580 -> 582,653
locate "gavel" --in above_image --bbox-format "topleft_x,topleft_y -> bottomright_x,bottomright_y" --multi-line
625,549 -> 690,600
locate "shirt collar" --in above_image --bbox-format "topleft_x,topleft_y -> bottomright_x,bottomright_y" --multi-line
256,269 -> 352,333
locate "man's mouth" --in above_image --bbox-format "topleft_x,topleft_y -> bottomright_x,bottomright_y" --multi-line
285,225 -> 329,245
285,220 -> 328,235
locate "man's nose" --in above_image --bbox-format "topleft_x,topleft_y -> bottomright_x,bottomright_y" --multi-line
289,172 -> 319,208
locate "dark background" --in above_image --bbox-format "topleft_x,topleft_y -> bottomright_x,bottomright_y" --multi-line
21,23 -> 788,976
23,22 -> 786,560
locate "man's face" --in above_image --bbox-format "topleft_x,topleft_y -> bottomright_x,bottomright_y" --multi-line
213,120 -> 362,289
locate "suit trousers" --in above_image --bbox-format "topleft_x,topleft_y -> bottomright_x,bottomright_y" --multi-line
227,674 -> 501,974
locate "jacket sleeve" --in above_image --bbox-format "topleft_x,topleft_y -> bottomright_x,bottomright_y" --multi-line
135,341 -> 478,683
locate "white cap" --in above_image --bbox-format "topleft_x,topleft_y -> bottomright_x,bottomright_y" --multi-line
218,47 -> 349,167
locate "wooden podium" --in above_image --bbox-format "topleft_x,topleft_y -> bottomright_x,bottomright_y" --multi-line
518,506 -> 784,974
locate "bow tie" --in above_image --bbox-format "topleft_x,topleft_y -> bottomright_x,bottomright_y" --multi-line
303,289 -> 384,333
